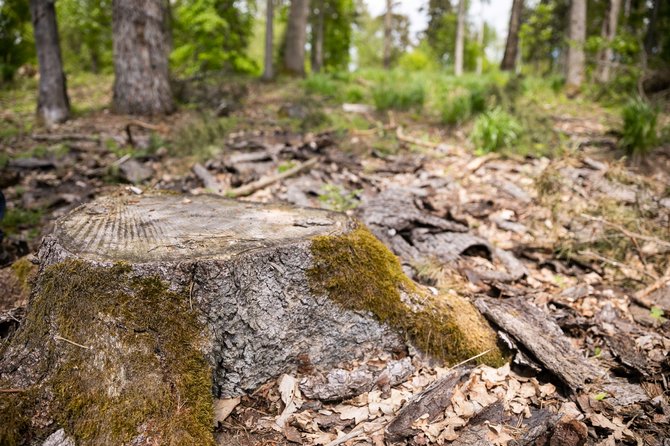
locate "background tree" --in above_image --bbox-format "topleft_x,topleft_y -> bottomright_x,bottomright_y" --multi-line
423,0 -> 455,65
501,0 -> 523,71
310,0 -> 356,72
595,0 -> 621,82
454,0 -> 466,76
170,0 -> 257,75
566,0 -> 587,88
112,0 -> 173,115
57,0 -> 113,73
30,0 -> 70,125
383,0 -> 392,68
262,0 -> 274,80
353,6 -> 408,68
283,0 -> 310,75
311,0 -> 325,72
0,0 -> 34,82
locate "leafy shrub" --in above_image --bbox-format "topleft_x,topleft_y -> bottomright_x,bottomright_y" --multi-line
344,86 -> 365,103
372,82 -> 425,111
304,74 -> 338,96
442,95 -> 472,125
620,98 -> 658,157
470,108 -> 522,153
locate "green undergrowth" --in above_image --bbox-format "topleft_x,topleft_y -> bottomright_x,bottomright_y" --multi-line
307,225 -> 504,366
0,261 -> 214,446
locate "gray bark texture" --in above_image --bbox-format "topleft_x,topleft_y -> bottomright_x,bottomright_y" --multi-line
596,0 -> 621,83
566,0 -> 587,88
383,0 -> 392,68
312,0 -> 325,73
283,0 -> 311,76
262,0 -> 274,80
454,0 -> 466,76
112,0 -> 174,115
500,0 -> 523,71
30,0 -> 70,126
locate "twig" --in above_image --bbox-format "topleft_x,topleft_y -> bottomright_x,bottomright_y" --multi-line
126,119 -> 169,134
54,335 -> 90,350
632,266 -> 670,309
31,133 -> 100,143
396,126 -> 439,149
580,214 -> 670,248
445,349 -> 492,371
0,388 -> 26,393
192,163 -> 224,194
325,422 -> 385,446
224,158 -> 318,198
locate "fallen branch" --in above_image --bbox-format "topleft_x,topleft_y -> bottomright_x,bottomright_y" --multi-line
31,133 -> 100,143
396,126 -> 439,149
224,158 -> 318,198
192,163 -> 224,194
632,266 -> 670,309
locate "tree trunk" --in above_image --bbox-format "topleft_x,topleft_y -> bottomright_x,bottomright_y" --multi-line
29,0 -> 70,127
262,0 -> 274,80
283,0 -> 311,76
454,0 -> 466,76
383,0 -> 392,68
312,0 -> 325,73
566,0 -> 587,89
112,0 -> 174,115
0,194 -> 502,444
500,0 -> 523,71
476,19 -> 484,75
596,0 -> 621,83
644,0 -> 660,57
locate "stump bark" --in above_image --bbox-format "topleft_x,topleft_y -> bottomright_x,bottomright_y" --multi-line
0,194 -> 502,445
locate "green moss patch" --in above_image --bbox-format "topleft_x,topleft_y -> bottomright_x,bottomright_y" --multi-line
1,261 -> 214,446
308,225 -> 504,366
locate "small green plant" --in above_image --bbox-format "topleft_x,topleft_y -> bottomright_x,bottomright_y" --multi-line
442,95 -> 472,125
318,184 -> 361,212
470,108 -> 522,153
650,306 -> 666,322
372,82 -> 425,111
277,161 -> 296,173
593,346 -> 602,357
304,74 -> 338,97
594,392 -> 609,401
620,98 -> 658,157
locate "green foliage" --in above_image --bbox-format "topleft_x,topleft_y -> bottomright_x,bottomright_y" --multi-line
318,184 -> 361,211
650,306 -> 666,322
620,98 -> 658,157
594,392 -> 609,401
1,207 -> 44,238
57,0 -> 113,73
397,44 -> 439,72
312,0 -> 357,71
0,0 -> 34,82
372,78 -> 425,111
171,0 -> 258,76
353,8 -> 410,68
441,84 -> 490,125
304,73 -> 338,96
470,108 -> 522,153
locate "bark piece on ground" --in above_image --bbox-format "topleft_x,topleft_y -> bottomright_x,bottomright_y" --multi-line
0,194 -> 502,444
385,366 -> 472,441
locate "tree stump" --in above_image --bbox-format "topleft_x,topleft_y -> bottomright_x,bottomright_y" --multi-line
0,194 -> 502,445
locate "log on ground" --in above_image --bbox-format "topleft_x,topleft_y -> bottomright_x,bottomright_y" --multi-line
0,193 -> 503,445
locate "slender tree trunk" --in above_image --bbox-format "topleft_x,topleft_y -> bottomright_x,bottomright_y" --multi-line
262,0 -> 274,80
566,0 -> 587,89
454,0 -> 466,76
476,20 -> 484,75
112,0 -> 174,115
383,0 -> 392,68
284,0 -> 311,76
29,0 -> 70,126
596,0 -> 621,83
500,0 -> 523,71
644,0 -> 660,56
313,0 -> 325,72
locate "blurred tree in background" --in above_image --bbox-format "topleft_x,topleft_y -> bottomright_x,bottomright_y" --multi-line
0,0 -> 34,82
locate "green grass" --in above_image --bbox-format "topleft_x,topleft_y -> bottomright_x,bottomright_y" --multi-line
372,81 -> 425,111
470,107 -> 522,154
620,97 -> 658,158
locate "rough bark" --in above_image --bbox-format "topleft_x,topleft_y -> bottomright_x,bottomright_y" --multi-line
0,194 -> 502,445
262,0 -> 274,80
500,0 -> 523,71
312,0 -> 325,73
383,0 -> 392,68
454,0 -> 466,76
566,0 -> 587,89
596,0 -> 621,83
29,0 -> 70,126
475,19 -> 484,75
112,0 -> 174,115
283,0 -> 311,76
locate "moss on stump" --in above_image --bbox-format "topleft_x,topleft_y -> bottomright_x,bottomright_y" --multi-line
0,261 -> 214,446
308,225 -> 505,366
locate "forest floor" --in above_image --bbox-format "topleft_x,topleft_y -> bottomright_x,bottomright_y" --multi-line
1,72 -> 670,445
